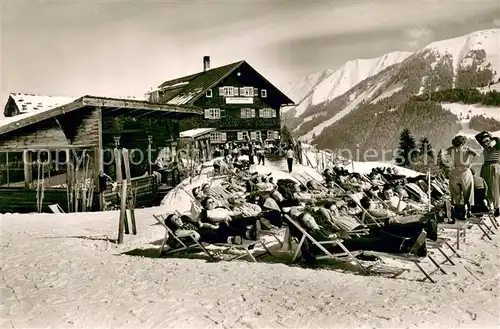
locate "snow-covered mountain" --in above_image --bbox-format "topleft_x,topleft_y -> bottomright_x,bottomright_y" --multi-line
283,51 -> 412,118
283,28 -> 500,156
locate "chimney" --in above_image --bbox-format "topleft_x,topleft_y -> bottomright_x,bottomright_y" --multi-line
203,56 -> 210,72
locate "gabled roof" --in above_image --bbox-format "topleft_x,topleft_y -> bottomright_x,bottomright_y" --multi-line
0,95 -> 202,136
3,93 -> 78,119
154,60 -> 294,106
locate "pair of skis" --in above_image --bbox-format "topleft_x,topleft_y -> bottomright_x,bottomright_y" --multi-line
116,148 -> 137,244
36,162 -> 45,213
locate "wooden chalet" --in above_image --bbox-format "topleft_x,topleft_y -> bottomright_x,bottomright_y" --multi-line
145,56 -> 294,146
0,94 -> 202,213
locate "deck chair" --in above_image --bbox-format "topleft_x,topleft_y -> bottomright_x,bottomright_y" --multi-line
153,213 -> 215,259
49,204 -> 65,214
360,231 -> 447,283
283,214 -> 369,274
154,211 -> 273,262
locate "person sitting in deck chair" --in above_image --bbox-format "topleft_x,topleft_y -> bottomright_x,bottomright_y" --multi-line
470,168 -> 489,214
292,211 -> 427,263
200,196 -> 261,242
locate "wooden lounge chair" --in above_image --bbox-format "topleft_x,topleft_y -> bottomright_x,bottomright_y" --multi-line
153,213 -> 269,262
153,213 -> 215,259
360,231 -> 449,283
283,214 -> 369,274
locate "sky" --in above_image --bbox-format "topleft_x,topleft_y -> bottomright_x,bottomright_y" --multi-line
1,0 -> 500,105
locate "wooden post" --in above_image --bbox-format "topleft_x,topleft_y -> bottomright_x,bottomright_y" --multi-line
114,148 -> 123,182
23,150 -> 32,188
66,149 -> 73,212
122,148 -> 136,235
117,180 -> 127,244
6,152 -> 9,187
427,168 -> 432,211
96,106 -> 104,211
147,135 -> 153,175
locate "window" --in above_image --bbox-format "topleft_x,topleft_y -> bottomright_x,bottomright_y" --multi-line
259,108 -> 276,118
267,130 -> 275,140
250,131 -> 262,141
261,89 -> 267,98
210,132 -> 226,143
204,108 -> 221,119
237,131 -> 249,141
241,108 -> 256,119
218,86 -> 235,97
240,87 -> 254,97
205,89 -> 213,98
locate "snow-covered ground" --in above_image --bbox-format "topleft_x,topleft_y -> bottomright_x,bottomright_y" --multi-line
1,206 -> 499,328
442,103 -> 500,138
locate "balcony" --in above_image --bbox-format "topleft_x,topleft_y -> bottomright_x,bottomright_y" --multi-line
180,116 -> 280,131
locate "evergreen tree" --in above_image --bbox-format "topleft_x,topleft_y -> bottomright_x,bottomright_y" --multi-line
419,137 -> 434,157
396,128 -> 418,167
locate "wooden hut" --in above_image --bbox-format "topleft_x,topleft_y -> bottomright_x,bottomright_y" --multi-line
0,94 -> 202,213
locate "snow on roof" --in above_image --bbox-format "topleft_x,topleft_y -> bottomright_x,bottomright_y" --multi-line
9,93 -> 78,115
1,93 -> 78,130
179,128 -> 216,138
166,88 -> 204,105
161,81 -> 189,90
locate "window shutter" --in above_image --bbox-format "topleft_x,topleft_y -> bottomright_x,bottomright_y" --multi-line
219,87 -> 224,96
250,131 -> 256,140
234,87 -> 239,96
261,89 -> 267,98
240,108 -> 245,117
221,132 -> 227,142
254,87 -> 258,96
204,109 -> 210,118
259,109 -> 264,117
272,109 -> 277,118
251,109 -> 256,118
237,132 -> 243,141
239,87 -> 244,96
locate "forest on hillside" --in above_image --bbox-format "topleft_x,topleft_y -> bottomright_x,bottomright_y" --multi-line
469,115 -> 500,132
312,99 -> 460,160
412,88 -> 500,106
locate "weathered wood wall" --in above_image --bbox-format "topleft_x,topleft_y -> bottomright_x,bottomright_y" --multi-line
102,175 -> 161,208
0,119 -> 69,149
0,187 -> 69,213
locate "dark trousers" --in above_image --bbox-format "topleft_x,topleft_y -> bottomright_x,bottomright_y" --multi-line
199,218 -> 257,243
258,155 -> 265,165
287,158 -> 293,173
472,188 -> 489,213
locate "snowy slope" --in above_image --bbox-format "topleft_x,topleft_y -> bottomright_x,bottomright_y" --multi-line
310,51 -> 412,106
285,29 -> 500,147
284,52 -> 411,118
284,69 -> 334,107
423,29 -> 500,85
442,102 -> 500,138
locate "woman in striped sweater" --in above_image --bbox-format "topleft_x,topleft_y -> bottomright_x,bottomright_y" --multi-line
475,131 -> 500,216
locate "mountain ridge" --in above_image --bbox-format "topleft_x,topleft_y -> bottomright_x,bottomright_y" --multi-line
283,28 -> 500,159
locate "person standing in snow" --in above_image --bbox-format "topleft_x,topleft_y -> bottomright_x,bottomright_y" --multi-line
446,135 -> 478,221
475,131 -> 500,216
286,146 -> 295,173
